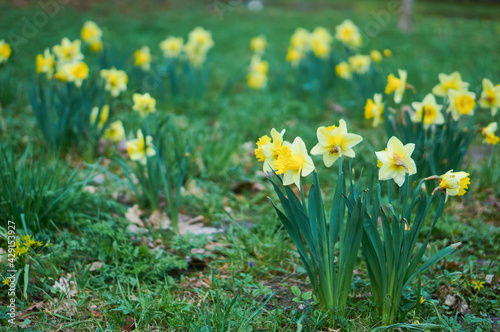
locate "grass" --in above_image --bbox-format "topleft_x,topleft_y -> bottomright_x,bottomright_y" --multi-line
0,0 -> 499,331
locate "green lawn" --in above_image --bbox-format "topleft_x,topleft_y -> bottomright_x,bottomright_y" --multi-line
0,1 -> 499,331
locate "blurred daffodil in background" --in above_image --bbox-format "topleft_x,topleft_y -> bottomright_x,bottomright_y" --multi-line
100,67 -> 128,97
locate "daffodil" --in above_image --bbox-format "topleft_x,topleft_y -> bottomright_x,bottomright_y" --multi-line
247,70 -> 267,89
335,62 -> 352,80
81,21 -> 103,52
36,48 -> 55,79
100,67 -> 128,97
261,128 -> 289,172
274,137 -> 315,187
437,170 -> 470,198
447,88 -> 476,120
61,61 -> 89,87
348,54 -> 371,75
184,27 -> 214,68
126,130 -> 156,164
290,28 -> 310,52
310,119 -> 363,167
370,50 -> 382,63
132,93 -> 156,117
385,69 -> 408,104
249,55 -> 268,74
102,120 -> 125,142
431,72 -> 469,97
134,46 -> 151,71
375,136 -> 417,186
250,35 -> 267,54
286,47 -> 303,66
383,49 -> 392,57
335,19 -> 362,48
90,105 -> 109,129
411,93 -> 444,129
160,36 -> 184,58
365,93 -> 384,127
52,38 -> 83,63
482,122 -> 499,145
309,27 -> 332,58
479,78 -> 500,116
255,135 -> 271,162
0,40 -> 12,64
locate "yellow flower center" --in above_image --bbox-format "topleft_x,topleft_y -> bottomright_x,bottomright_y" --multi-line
393,153 -> 408,171
422,105 -> 438,124
455,95 -> 475,114
275,146 -> 304,174
385,74 -> 401,94
365,99 -> 375,119
485,89 -> 497,105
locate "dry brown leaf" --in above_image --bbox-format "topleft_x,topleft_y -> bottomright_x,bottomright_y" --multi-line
178,215 -> 222,236
89,261 -> 102,271
149,210 -> 171,230
125,205 -> 144,226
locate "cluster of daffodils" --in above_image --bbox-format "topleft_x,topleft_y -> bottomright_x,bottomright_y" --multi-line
183,27 -> 214,68
336,49 -> 389,81
80,21 -> 103,52
0,40 -> 12,64
286,27 -> 333,66
255,123 -> 470,200
247,36 -> 268,89
89,104 -> 126,143
35,37 -> 89,87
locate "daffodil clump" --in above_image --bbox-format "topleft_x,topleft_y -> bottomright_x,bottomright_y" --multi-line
247,36 -> 269,90
47,38 -> 90,87
80,20 -> 103,52
100,67 -> 128,97
285,27 -> 333,66
0,40 -> 12,64
184,26 -> 214,68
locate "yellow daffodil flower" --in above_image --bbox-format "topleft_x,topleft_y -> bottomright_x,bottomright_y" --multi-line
383,49 -> 392,57
286,47 -> 303,66
290,28 -> 310,52
275,137 -> 315,188
365,93 -> 384,127
250,35 -> 267,54
134,46 -> 151,71
81,21 -> 103,51
103,120 -> 125,142
36,48 -> 55,79
432,72 -> 469,97
370,50 -> 382,63
247,70 -> 267,89
90,105 -> 110,129
132,93 -> 156,117
411,93 -> 444,129
482,122 -> 499,145
0,40 -> 12,64
437,170 -> 470,198
447,88 -> 476,120
348,54 -> 371,75
310,119 -> 363,167
255,135 -> 271,162
261,128 -> 289,172
309,27 -> 332,58
100,67 -> 128,97
385,69 -> 408,104
375,136 -> 417,186
249,55 -> 268,74
335,19 -> 362,48
160,36 -> 184,58
52,38 -> 84,63
126,130 -> 156,164
479,78 -> 500,116
335,62 -> 352,80
63,61 -> 89,87
184,27 -> 214,68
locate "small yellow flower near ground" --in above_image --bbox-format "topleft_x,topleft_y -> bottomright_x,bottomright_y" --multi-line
383,49 -> 392,57
100,67 -> 128,97
90,105 -> 110,129
81,21 -> 103,52
126,130 -> 156,164
275,137 -> 315,188
250,35 -> 267,55
134,46 -> 152,71
482,122 -> 499,145
286,47 -> 303,67
261,128 -> 289,172
479,78 -> 500,116
132,93 -> 156,117
471,280 -> 484,291
247,71 -> 267,89
432,72 -> 469,97
36,48 -> 55,79
411,93 -> 445,129
370,50 -> 382,63
255,135 -> 271,162
2,277 -> 10,286
348,54 -> 371,75
103,120 -> 126,142
385,69 -> 408,104
335,19 -> 362,48
375,136 -> 417,186
160,36 -> 184,58
0,40 -> 12,64
438,170 -> 470,198
335,62 -> 352,80
310,119 -> 363,167
365,93 -> 384,127
53,38 -> 84,63
447,88 -> 476,120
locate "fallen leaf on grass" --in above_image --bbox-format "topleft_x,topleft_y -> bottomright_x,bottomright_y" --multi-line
149,210 -> 171,230
125,205 -> 144,227
178,215 -> 222,236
